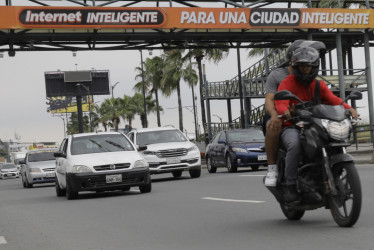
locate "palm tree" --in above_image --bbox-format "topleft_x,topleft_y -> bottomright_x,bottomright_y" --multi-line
134,56 -> 165,127
67,112 -> 91,134
118,95 -> 137,130
161,49 -> 198,132
131,92 -> 161,128
100,98 -> 122,131
184,44 -> 229,139
94,103 -> 109,132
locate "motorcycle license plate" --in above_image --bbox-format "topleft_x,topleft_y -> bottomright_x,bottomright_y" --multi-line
258,155 -> 267,161
106,174 -> 122,183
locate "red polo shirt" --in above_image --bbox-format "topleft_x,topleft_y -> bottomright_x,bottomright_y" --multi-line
275,74 -> 352,126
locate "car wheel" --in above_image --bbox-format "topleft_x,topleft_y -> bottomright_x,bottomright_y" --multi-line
66,178 -> 78,200
25,177 -> 33,188
55,177 -> 66,197
226,155 -> 237,173
189,168 -> 201,178
172,171 -> 183,178
206,156 -> 217,173
251,166 -> 259,171
139,181 -> 152,193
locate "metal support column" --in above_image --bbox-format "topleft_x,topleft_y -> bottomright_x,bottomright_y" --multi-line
76,95 -> 84,133
236,46 -> 245,128
204,65 -> 212,143
364,31 -> 374,146
336,32 -> 345,99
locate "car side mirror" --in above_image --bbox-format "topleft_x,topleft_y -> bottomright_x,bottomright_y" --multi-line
138,145 -> 147,151
19,160 -> 25,164
188,135 -> 195,141
54,152 -> 66,158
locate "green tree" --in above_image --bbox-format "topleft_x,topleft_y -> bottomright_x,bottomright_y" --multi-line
134,56 -> 166,127
131,92 -> 161,128
118,94 -> 137,130
184,44 -> 229,137
67,113 -> 91,134
99,97 -> 122,131
162,49 -> 199,132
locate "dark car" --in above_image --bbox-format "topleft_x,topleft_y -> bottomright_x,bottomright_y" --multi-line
205,129 -> 267,173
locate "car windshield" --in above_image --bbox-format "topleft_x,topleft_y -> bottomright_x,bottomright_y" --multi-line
71,134 -> 135,155
1,164 -> 17,169
227,130 -> 265,143
28,151 -> 57,162
137,129 -> 187,145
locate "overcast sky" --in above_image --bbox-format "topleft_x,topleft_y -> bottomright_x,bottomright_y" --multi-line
1,1 -> 373,144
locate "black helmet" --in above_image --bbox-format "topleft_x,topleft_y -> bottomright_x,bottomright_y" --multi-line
291,47 -> 320,86
286,40 -> 326,62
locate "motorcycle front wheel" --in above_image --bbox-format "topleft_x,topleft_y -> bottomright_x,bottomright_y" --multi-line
280,204 -> 305,220
329,161 -> 362,227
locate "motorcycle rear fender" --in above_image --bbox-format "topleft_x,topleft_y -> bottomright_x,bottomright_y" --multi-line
329,153 -> 354,168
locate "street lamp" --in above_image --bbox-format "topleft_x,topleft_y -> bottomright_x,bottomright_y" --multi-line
111,81 -> 120,98
213,114 -> 223,123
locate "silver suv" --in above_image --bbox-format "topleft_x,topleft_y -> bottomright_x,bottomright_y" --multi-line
128,127 -> 201,178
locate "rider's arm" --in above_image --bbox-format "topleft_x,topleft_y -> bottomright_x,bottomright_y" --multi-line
319,81 -> 359,119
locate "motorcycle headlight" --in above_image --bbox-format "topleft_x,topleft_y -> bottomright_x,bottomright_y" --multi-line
134,159 -> 148,168
71,165 -> 92,173
322,119 -> 351,141
232,147 -> 247,153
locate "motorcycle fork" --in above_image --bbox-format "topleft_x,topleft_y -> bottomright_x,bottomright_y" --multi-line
322,147 -> 338,196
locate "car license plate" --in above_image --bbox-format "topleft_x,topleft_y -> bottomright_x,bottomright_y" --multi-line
166,158 -> 181,164
46,172 -> 55,178
106,174 -> 122,183
258,155 -> 267,161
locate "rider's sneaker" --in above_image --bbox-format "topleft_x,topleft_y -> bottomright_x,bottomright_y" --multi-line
265,170 -> 278,186
283,185 -> 301,203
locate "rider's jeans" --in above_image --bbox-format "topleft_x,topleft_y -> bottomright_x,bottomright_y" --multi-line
281,127 -> 301,186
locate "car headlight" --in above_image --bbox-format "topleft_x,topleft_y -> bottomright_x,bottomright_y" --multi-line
134,159 -> 148,168
188,146 -> 199,152
321,119 -> 351,141
29,168 -> 42,173
71,165 -> 92,173
232,147 -> 247,153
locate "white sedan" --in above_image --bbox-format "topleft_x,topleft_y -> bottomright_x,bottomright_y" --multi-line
54,132 -> 151,200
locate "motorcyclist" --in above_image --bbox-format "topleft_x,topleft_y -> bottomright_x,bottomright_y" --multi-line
275,46 -> 359,202
264,40 -> 326,187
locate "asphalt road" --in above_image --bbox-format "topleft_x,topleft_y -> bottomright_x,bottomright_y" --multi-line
1,164 -> 374,250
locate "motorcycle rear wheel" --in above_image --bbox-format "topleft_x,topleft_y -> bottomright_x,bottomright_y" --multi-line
329,161 -> 362,227
280,204 -> 305,220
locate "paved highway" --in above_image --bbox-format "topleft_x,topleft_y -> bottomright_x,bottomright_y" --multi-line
1,165 -> 373,250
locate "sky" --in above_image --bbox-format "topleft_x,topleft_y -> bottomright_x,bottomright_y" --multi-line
1,1 -> 373,144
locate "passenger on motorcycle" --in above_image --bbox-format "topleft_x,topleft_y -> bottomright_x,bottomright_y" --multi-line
275,46 -> 359,203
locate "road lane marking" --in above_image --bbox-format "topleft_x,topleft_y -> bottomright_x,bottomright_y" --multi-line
202,197 -> 265,203
0,236 -> 7,244
240,174 -> 265,177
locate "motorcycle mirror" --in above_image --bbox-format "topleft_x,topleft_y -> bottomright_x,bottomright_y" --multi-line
274,90 -> 304,103
345,90 -> 362,101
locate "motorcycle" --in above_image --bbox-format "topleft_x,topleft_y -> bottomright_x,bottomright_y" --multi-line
265,89 -> 362,227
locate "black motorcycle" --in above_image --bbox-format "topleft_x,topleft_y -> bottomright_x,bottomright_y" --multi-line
265,89 -> 362,227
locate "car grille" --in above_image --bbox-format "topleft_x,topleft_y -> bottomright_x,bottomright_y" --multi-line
94,163 -> 131,171
43,168 -> 55,172
86,176 -> 144,187
148,158 -> 199,168
156,148 -> 187,158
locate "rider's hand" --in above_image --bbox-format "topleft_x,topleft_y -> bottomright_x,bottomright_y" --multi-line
284,110 -> 292,119
349,108 -> 359,119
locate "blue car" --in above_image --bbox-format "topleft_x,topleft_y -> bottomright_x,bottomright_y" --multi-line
205,129 -> 267,173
